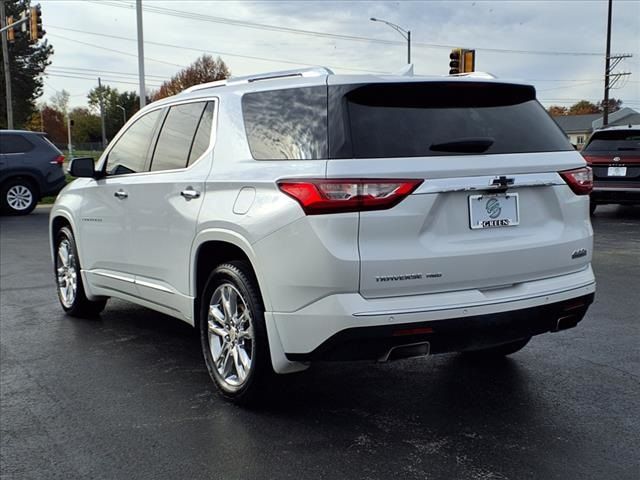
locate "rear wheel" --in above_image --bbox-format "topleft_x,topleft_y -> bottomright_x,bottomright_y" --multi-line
1,179 -> 37,215
461,337 -> 531,359
55,226 -> 107,317
200,261 -> 271,404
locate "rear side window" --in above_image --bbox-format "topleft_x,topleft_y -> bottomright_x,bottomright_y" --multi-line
188,102 -> 215,166
106,109 -> 162,175
0,135 -> 34,154
151,101 -> 209,172
329,82 -> 573,158
583,130 -> 640,152
242,86 -> 327,160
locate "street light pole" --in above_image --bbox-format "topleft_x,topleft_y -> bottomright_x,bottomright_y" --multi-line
136,0 -> 146,108
370,17 -> 411,64
116,105 -> 126,125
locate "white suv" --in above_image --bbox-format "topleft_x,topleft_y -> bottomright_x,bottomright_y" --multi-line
50,67 -> 596,403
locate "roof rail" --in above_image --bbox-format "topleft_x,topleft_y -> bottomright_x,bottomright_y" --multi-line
184,66 -> 333,94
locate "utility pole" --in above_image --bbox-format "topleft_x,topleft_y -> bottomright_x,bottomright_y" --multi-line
67,114 -> 73,159
0,0 -> 14,129
98,77 -> 107,149
136,0 -> 146,108
602,0 -> 613,126
370,17 -> 411,65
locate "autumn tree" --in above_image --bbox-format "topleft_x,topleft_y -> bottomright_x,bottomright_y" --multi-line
547,105 -> 568,116
152,54 -> 230,101
0,0 -> 53,128
567,101 -> 600,115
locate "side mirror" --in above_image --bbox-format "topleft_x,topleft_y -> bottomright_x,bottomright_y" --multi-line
68,157 -> 97,178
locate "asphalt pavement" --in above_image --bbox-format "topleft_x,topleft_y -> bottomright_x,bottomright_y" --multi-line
1,205 -> 639,480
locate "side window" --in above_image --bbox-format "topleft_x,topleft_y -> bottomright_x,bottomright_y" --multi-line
0,135 -> 34,154
150,102 -> 207,172
188,102 -> 215,166
242,86 -> 328,160
106,109 -> 162,175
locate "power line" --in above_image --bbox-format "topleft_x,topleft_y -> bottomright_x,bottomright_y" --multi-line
47,33 -> 187,68
49,65 -> 167,80
92,0 -> 608,57
46,72 -> 163,88
47,25 -> 388,74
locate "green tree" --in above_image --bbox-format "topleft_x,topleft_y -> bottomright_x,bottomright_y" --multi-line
599,98 -> 623,113
69,107 -> 101,144
0,0 -> 53,128
88,85 -> 140,140
152,54 -> 229,101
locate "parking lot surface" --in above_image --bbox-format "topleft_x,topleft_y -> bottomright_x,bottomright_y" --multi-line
1,205 -> 639,480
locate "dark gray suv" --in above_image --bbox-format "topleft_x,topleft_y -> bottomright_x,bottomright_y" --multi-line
0,130 -> 66,215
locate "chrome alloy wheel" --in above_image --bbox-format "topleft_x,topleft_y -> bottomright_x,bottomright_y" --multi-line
56,239 -> 78,308
207,283 -> 254,388
6,185 -> 33,211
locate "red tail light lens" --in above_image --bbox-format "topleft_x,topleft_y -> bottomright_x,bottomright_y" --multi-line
560,167 -> 593,195
50,155 -> 65,166
277,178 -> 423,215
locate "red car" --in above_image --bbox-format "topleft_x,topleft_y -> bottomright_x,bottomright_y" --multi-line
581,125 -> 640,214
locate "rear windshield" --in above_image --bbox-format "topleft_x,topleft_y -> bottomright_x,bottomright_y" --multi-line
583,129 -> 640,152
329,82 -> 572,158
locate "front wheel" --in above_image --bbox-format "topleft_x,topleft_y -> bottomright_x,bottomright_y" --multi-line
55,226 -> 107,317
200,261 -> 271,404
1,179 -> 37,215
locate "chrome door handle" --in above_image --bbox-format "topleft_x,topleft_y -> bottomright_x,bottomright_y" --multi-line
114,190 -> 128,200
180,188 -> 200,200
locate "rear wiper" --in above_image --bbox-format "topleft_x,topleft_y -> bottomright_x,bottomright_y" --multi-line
429,137 -> 495,153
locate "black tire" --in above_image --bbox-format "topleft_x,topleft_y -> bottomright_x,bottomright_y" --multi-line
461,337 -> 531,359
590,202 -> 597,215
54,226 -> 107,317
199,261 -> 271,405
1,178 -> 38,215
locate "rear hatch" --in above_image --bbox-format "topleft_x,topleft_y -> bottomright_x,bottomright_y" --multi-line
326,79 -> 592,298
581,128 -> 640,186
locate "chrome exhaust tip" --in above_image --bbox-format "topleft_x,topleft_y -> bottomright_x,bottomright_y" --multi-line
378,341 -> 430,363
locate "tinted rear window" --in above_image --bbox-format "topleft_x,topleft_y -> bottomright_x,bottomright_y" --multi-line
583,129 -> 640,152
0,134 -> 34,154
242,86 -> 327,160
329,82 -> 572,158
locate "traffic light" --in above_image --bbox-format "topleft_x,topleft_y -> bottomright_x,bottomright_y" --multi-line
28,4 -> 44,43
449,48 -> 476,74
6,16 -> 15,43
449,48 -> 462,74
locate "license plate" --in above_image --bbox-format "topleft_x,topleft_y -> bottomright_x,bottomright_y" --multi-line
607,166 -> 627,177
469,193 -> 519,230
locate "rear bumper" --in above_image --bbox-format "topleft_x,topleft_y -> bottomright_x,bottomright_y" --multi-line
591,184 -> 640,205
287,293 -> 594,361
271,266 -> 596,358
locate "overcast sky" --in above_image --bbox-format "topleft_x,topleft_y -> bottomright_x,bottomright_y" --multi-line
39,0 -> 640,110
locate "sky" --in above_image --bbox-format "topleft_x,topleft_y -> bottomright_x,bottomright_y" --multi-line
38,0 -> 640,110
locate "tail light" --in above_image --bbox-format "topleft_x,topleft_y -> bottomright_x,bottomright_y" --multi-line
277,178 -> 423,215
50,155 -> 65,166
560,167 -> 592,195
